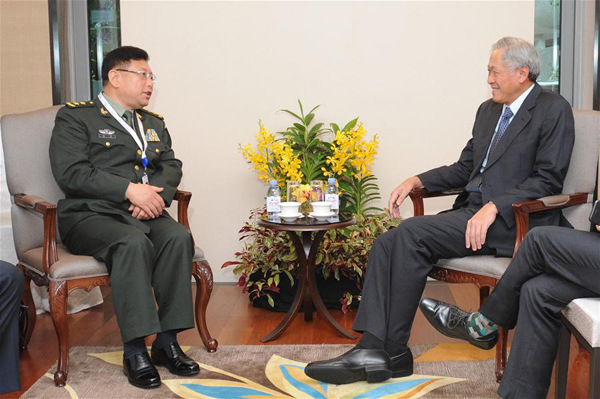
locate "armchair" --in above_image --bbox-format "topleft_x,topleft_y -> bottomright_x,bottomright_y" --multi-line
1,106 -> 218,387
409,109 -> 600,382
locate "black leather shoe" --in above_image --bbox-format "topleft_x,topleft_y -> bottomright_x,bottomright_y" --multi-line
151,342 -> 200,376
304,347 -> 393,384
390,348 -> 413,378
123,352 -> 161,389
419,297 -> 498,350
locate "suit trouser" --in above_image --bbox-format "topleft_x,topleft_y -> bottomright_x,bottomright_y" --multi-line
0,260 -> 23,394
353,205 -> 495,345
64,213 -> 195,343
478,226 -> 600,399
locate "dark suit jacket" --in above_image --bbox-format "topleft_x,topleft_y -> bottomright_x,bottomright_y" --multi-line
49,96 -> 183,240
417,84 -> 575,256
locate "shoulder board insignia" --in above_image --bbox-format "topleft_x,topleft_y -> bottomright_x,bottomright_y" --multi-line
138,108 -> 164,120
65,100 -> 94,108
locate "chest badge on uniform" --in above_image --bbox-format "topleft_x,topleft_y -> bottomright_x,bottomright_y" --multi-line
145,128 -> 160,142
98,129 -> 116,139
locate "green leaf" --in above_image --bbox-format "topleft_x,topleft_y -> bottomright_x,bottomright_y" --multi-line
342,118 -> 359,132
293,123 -> 306,132
297,99 -> 305,118
267,294 -> 275,307
284,270 -> 294,286
330,123 -> 341,134
307,104 -> 320,115
279,109 -> 304,122
304,113 -> 315,126
308,122 -> 324,136
274,273 -> 280,285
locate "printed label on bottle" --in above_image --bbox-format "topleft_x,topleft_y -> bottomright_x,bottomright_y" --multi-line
325,194 -> 339,210
267,196 -> 281,212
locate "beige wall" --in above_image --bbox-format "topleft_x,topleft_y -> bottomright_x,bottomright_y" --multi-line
0,0 -> 53,116
121,1 -> 535,282
1,0 -> 53,264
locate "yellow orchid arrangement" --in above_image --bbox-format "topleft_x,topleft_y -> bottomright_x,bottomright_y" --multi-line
240,100 -> 381,214
226,101 -> 398,313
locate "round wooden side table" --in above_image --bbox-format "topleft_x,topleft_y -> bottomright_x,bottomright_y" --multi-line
257,214 -> 357,342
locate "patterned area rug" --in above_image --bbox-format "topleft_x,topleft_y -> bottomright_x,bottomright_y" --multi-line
22,344 -> 501,398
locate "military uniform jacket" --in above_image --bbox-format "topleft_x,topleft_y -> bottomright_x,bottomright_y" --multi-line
49,96 -> 183,239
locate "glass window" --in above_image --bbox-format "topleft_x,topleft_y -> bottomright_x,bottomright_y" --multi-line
88,0 -> 121,97
534,0 -> 561,92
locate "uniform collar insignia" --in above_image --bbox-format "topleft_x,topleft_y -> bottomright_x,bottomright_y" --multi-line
100,107 -> 109,116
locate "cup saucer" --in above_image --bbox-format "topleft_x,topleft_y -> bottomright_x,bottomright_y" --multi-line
309,211 -> 335,221
278,212 -> 302,222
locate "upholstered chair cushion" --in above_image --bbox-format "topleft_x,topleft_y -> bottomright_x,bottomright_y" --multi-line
435,256 -> 511,279
562,298 -> 600,348
21,244 -> 207,280
193,246 -> 206,262
21,244 -> 108,280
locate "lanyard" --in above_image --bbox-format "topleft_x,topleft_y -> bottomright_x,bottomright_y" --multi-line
98,93 -> 148,169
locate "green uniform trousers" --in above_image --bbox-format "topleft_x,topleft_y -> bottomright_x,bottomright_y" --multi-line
64,213 -> 194,343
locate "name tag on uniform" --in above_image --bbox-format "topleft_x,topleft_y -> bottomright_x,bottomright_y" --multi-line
145,129 -> 160,142
98,129 -> 116,139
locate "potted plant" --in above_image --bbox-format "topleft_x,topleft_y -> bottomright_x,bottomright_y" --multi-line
223,101 -> 399,312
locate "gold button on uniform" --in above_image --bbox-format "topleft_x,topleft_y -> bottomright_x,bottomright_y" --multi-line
105,142 -> 111,147
155,148 -> 160,153
137,149 -> 142,155
134,165 -> 140,171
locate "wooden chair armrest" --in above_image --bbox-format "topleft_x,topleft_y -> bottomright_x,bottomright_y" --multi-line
13,193 -> 58,274
408,187 -> 464,216
512,192 -> 589,255
173,190 -> 192,231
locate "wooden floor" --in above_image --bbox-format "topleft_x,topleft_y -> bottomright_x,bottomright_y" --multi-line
4,281 -> 559,398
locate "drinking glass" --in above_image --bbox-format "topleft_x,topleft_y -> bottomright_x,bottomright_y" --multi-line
286,181 -> 301,202
310,180 -> 324,202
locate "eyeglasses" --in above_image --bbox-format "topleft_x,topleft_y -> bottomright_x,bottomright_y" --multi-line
115,69 -> 157,81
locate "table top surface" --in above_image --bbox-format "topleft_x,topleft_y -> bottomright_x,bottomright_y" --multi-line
257,213 -> 356,231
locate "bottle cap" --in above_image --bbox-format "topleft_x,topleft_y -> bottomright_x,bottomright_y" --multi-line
328,178 -> 336,184
269,180 -> 277,186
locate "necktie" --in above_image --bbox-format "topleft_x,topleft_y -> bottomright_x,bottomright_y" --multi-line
124,110 -> 142,140
487,107 -> 514,159
465,107 -> 514,192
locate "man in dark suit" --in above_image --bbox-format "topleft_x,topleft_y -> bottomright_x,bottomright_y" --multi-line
49,46 -> 199,389
305,37 -> 575,385
420,224 -> 600,398
0,260 -> 23,394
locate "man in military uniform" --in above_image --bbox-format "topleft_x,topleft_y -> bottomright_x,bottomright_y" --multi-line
49,46 -> 199,389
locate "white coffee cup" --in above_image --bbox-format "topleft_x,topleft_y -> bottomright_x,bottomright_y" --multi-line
311,201 -> 332,215
279,202 -> 301,216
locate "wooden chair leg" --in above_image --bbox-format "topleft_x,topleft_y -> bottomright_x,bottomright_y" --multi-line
555,323 -> 571,399
495,326 -> 508,382
192,260 -> 218,352
49,280 -> 69,387
17,266 -> 37,350
590,347 -> 600,399
479,286 -> 491,305
478,285 -> 507,381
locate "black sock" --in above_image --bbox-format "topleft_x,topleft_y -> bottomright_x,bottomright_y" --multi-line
384,337 -> 408,357
357,332 -> 384,349
153,329 -> 178,349
123,337 -> 147,360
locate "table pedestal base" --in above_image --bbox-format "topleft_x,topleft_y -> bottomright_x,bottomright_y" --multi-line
261,230 -> 357,342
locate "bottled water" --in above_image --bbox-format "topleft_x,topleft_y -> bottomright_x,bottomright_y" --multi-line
266,180 -> 281,219
325,177 -> 339,216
